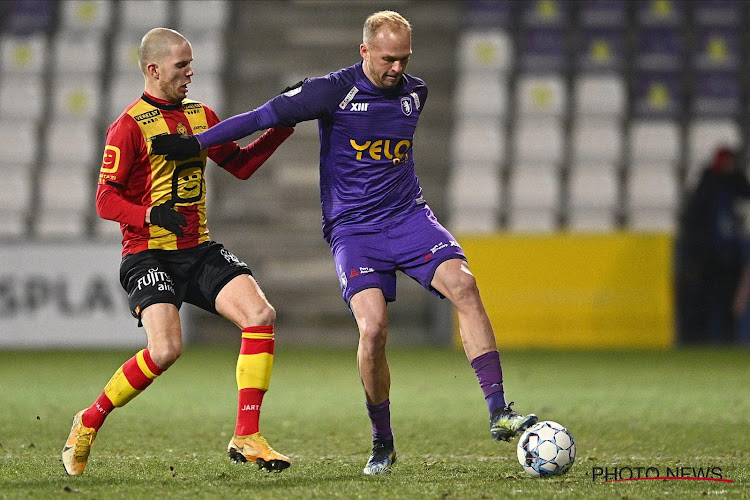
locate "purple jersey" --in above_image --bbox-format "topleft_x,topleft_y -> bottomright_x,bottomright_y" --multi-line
195,62 -> 428,239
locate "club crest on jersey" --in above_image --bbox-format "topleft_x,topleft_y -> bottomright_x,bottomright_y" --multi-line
401,96 -> 413,116
176,122 -> 188,135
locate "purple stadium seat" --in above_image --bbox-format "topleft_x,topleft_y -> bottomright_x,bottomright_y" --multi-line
691,71 -> 741,118
520,0 -> 569,27
635,0 -> 686,27
578,0 -> 627,28
692,27 -> 740,72
519,27 -> 568,73
632,71 -> 684,118
635,27 -> 684,71
575,28 -> 626,73
3,0 -> 54,34
692,0 -> 742,27
464,0 -> 513,29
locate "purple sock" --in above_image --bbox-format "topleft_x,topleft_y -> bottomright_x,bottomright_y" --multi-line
366,399 -> 393,441
471,350 -> 507,415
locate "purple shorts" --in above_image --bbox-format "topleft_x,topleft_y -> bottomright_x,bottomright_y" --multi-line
329,206 -> 466,305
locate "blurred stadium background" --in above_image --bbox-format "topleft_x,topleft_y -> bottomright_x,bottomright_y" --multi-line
0,0 -> 744,349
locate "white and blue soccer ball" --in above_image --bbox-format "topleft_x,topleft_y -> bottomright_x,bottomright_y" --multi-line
517,420 -> 576,477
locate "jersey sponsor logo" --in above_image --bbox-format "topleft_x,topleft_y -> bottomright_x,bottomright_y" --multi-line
401,96 -> 413,116
101,145 -> 120,174
133,109 -> 160,122
350,139 -> 411,165
410,91 -> 421,110
350,102 -> 369,112
183,102 -> 202,110
338,86 -> 359,109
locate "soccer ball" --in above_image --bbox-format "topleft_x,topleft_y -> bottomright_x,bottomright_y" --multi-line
517,421 -> 576,477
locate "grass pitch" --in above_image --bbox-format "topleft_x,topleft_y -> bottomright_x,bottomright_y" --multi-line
0,346 -> 748,499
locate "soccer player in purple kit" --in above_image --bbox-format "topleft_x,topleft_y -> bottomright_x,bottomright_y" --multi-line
153,10 -> 537,475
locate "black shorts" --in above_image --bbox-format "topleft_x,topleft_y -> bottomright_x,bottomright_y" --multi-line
120,240 -> 253,324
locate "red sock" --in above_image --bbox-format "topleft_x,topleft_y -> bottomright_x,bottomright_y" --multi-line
235,326 -> 274,436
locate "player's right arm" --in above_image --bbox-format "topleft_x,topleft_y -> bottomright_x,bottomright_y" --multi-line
151,77 -> 343,158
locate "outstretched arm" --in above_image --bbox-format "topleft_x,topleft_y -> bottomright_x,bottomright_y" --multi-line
151,102 -> 281,160
213,126 -> 294,180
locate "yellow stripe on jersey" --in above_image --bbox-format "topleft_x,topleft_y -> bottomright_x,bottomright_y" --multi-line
236,353 -> 274,391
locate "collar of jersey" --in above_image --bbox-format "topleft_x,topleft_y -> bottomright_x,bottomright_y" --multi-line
141,92 -> 185,111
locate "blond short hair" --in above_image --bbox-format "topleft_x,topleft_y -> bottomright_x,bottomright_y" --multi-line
138,27 -> 190,74
363,10 -> 412,44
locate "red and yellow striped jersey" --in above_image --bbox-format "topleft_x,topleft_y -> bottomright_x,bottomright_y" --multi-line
96,92 -> 293,256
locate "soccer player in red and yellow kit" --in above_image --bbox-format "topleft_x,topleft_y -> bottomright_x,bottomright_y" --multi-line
62,28 -> 293,475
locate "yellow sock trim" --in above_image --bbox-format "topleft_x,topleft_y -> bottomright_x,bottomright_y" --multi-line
241,332 -> 274,340
136,349 -> 158,380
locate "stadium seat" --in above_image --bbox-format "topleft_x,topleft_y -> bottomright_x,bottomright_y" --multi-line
626,165 -> 679,231
634,27 -> 684,72
50,76 -> 101,119
518,27 -> 567,73
176,0 -> 231,32
573,75 -> 626,118
457,30 -> 513,73
693,0 -> 742,27
568,163 -> 619,232
452,118 -> 504,165
0,119 -> 38,167
120,0 -> 170,34
3,0 -> 55,35
464,0 -> 512,29
692,27 -> 740,72
515,75 -> 567,117
0,33 -> 47,74
36,163 -> 92,237
628,119 -> 681,165
513,118 -> 564,165
0,169 -> 32,238
508,165 -> 560,232
59,0 -> 112,33
44,119 -> 99,166
631,71 -> 683,118
111,32 -> 143,75
105,73 -> 145,124
0,73 -> 44,122
691,71 -> 741,117
635,0 -> 685,27
578,0 -> 627,28
448,167 -> 501,233
53,32 -> 105,75
571,119 -> 622,165
574,27 -> 626,73
519,0 -> 569,27
454,72 -> 508,118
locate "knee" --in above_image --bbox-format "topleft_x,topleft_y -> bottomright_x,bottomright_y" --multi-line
148,337 -> 182,369
250,302 -> 276,327
358,318 -> 388,352
449,271 -> 480,305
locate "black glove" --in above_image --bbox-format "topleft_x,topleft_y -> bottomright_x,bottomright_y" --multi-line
149,200 -> 187,237
151,134 -> 201,161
